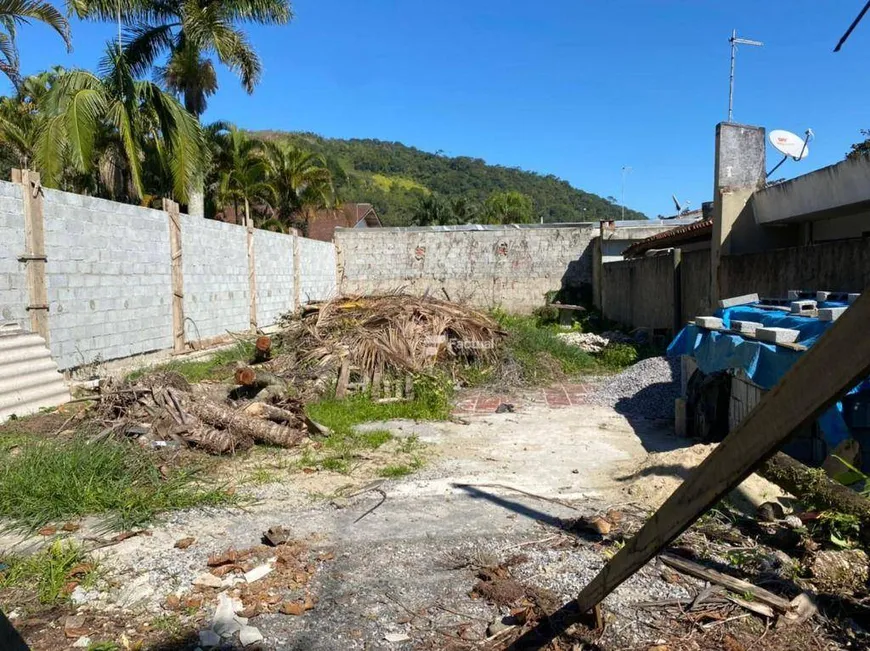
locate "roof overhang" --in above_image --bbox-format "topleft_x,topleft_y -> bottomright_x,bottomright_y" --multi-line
754,156 -> 870,225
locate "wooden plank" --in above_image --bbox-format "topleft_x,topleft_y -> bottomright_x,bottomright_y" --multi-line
659,554 -> 791,613
247,224 -> 258,331
507,291 -> 870,649
163,199 -> 186,353
18,170 -> 49,343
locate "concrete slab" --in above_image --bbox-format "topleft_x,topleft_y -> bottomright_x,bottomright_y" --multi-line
718,293 -> 759,309
731,320 -> 763,335
819,307 -> 847,322
849,293 -> 861,305
756,327 -> 801,344
696,316 -> 724,330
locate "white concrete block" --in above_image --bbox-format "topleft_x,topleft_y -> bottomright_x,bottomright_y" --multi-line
696,316 -> 724,330
849,293 -> 860,305
790,300 -> 816,314
756,327 -> 801,344
819,307 -> 847,322
816,291 -> 830,302
718,293 -> 759,308
787,290 -> 800,300
731,320 -> 763,335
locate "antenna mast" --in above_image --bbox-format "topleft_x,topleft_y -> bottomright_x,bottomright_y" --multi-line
728,29 -> 763,122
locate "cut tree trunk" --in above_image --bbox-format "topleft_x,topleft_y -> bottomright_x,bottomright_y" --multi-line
187,399 -> 306,448
182,424 -> 253,455
243,401 -> 306,428
234,366 -> 285,389
759,451 -> 870,524
253,336 -> 272,362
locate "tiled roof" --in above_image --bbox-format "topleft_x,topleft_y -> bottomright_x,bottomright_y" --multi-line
623,218 -> 713,257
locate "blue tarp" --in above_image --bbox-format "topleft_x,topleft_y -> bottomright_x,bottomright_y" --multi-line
667,303 -> 855,448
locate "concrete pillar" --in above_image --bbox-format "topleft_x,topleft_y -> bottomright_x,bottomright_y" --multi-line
710,123 -> 766,304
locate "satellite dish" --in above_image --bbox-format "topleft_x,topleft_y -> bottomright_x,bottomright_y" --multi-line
769,130 -> 810,160
766,128 -> 813,178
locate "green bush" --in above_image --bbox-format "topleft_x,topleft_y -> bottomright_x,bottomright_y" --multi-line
599,343 -> 639,369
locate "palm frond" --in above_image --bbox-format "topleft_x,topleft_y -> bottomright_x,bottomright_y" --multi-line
0,0 -> 71,47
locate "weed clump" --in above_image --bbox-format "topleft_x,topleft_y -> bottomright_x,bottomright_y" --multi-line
0,436 -> 233,532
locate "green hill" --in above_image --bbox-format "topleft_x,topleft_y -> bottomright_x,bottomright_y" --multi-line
253,131 -> 647,225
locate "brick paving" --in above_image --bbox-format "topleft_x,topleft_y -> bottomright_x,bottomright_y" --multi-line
452,382 -> 590,415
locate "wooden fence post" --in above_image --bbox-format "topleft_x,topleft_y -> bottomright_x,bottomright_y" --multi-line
672,247 -> 683,335
292,230 -> 301,310
163,199 -> 185,353
247,224 -> 258,331
13,169 -> 49,343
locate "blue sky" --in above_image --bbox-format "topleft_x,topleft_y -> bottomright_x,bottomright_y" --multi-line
11,0 -> 869,218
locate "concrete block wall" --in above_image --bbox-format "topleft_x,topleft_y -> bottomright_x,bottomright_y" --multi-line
335,225 -> 595,312
601,254 -> 674,330
299,237 -> 337,303
0,182 -> 26,327
253,229 -> 295,325
181,215 -> 250,340
43,189 -> 173,369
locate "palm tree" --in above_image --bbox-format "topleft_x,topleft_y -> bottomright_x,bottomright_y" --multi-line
0,67 -> 61,168
70,0 -> 292,116
0,0 -> 71,85
209,125 -> 272,225
412,194 -> 453,227
36,46 -> 207,204
262,140 -> 334,233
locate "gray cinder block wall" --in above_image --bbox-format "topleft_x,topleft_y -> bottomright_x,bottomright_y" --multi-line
0,180 -> 338,371
181,215 -> 250,341
334,224 -> 596,313
298,237 -> 338,303
254,229 -> 295,326
43,189 -> 174,370
0,182 -> 26,327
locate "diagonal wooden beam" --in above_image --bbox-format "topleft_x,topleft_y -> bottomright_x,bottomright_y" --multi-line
508,291 -> 870,650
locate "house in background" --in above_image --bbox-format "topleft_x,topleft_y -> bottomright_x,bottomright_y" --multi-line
308,203 -> 382,242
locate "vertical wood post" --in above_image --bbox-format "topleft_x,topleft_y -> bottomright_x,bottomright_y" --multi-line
247,224 -> 258,331
672,247 -> 683,335
163,199 -> 186,353
14,169 -> 49,343
292,230 -> 301,310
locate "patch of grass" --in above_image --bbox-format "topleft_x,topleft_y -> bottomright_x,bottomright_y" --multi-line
492,310 -> 596,382
128,342 -> 255,383
0,540 -> 97,605
87,643 -> 120,651
302,375 -> 449,475
244,466 -> 278,486
379,463 -> 418,479
0,436 -> 234,532
151,614 -> 182,634
370,173 -> 430,194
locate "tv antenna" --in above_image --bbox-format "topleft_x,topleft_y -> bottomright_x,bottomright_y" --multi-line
728,29 -> 763,122
671,195 -> 691,215
767,129 -> 812,177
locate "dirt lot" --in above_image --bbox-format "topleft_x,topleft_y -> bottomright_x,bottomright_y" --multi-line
2,386 -> 861,651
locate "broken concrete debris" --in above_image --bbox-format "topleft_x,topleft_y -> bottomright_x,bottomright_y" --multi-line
193,572 -> 224,588
239,625 -> 264,646
243,563 -> 274,584
383,632 -> 411,643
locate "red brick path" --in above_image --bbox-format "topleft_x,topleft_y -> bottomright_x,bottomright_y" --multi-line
452,383 -> 590,415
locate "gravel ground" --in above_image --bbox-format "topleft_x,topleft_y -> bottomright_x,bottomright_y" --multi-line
587,356 -> 680,421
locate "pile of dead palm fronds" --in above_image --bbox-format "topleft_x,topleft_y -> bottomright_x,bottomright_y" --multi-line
92,373 -> 311,455
279,293 -> 506,382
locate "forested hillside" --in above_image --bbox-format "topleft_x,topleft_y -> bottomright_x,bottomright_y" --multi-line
254,131 -> 647,225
